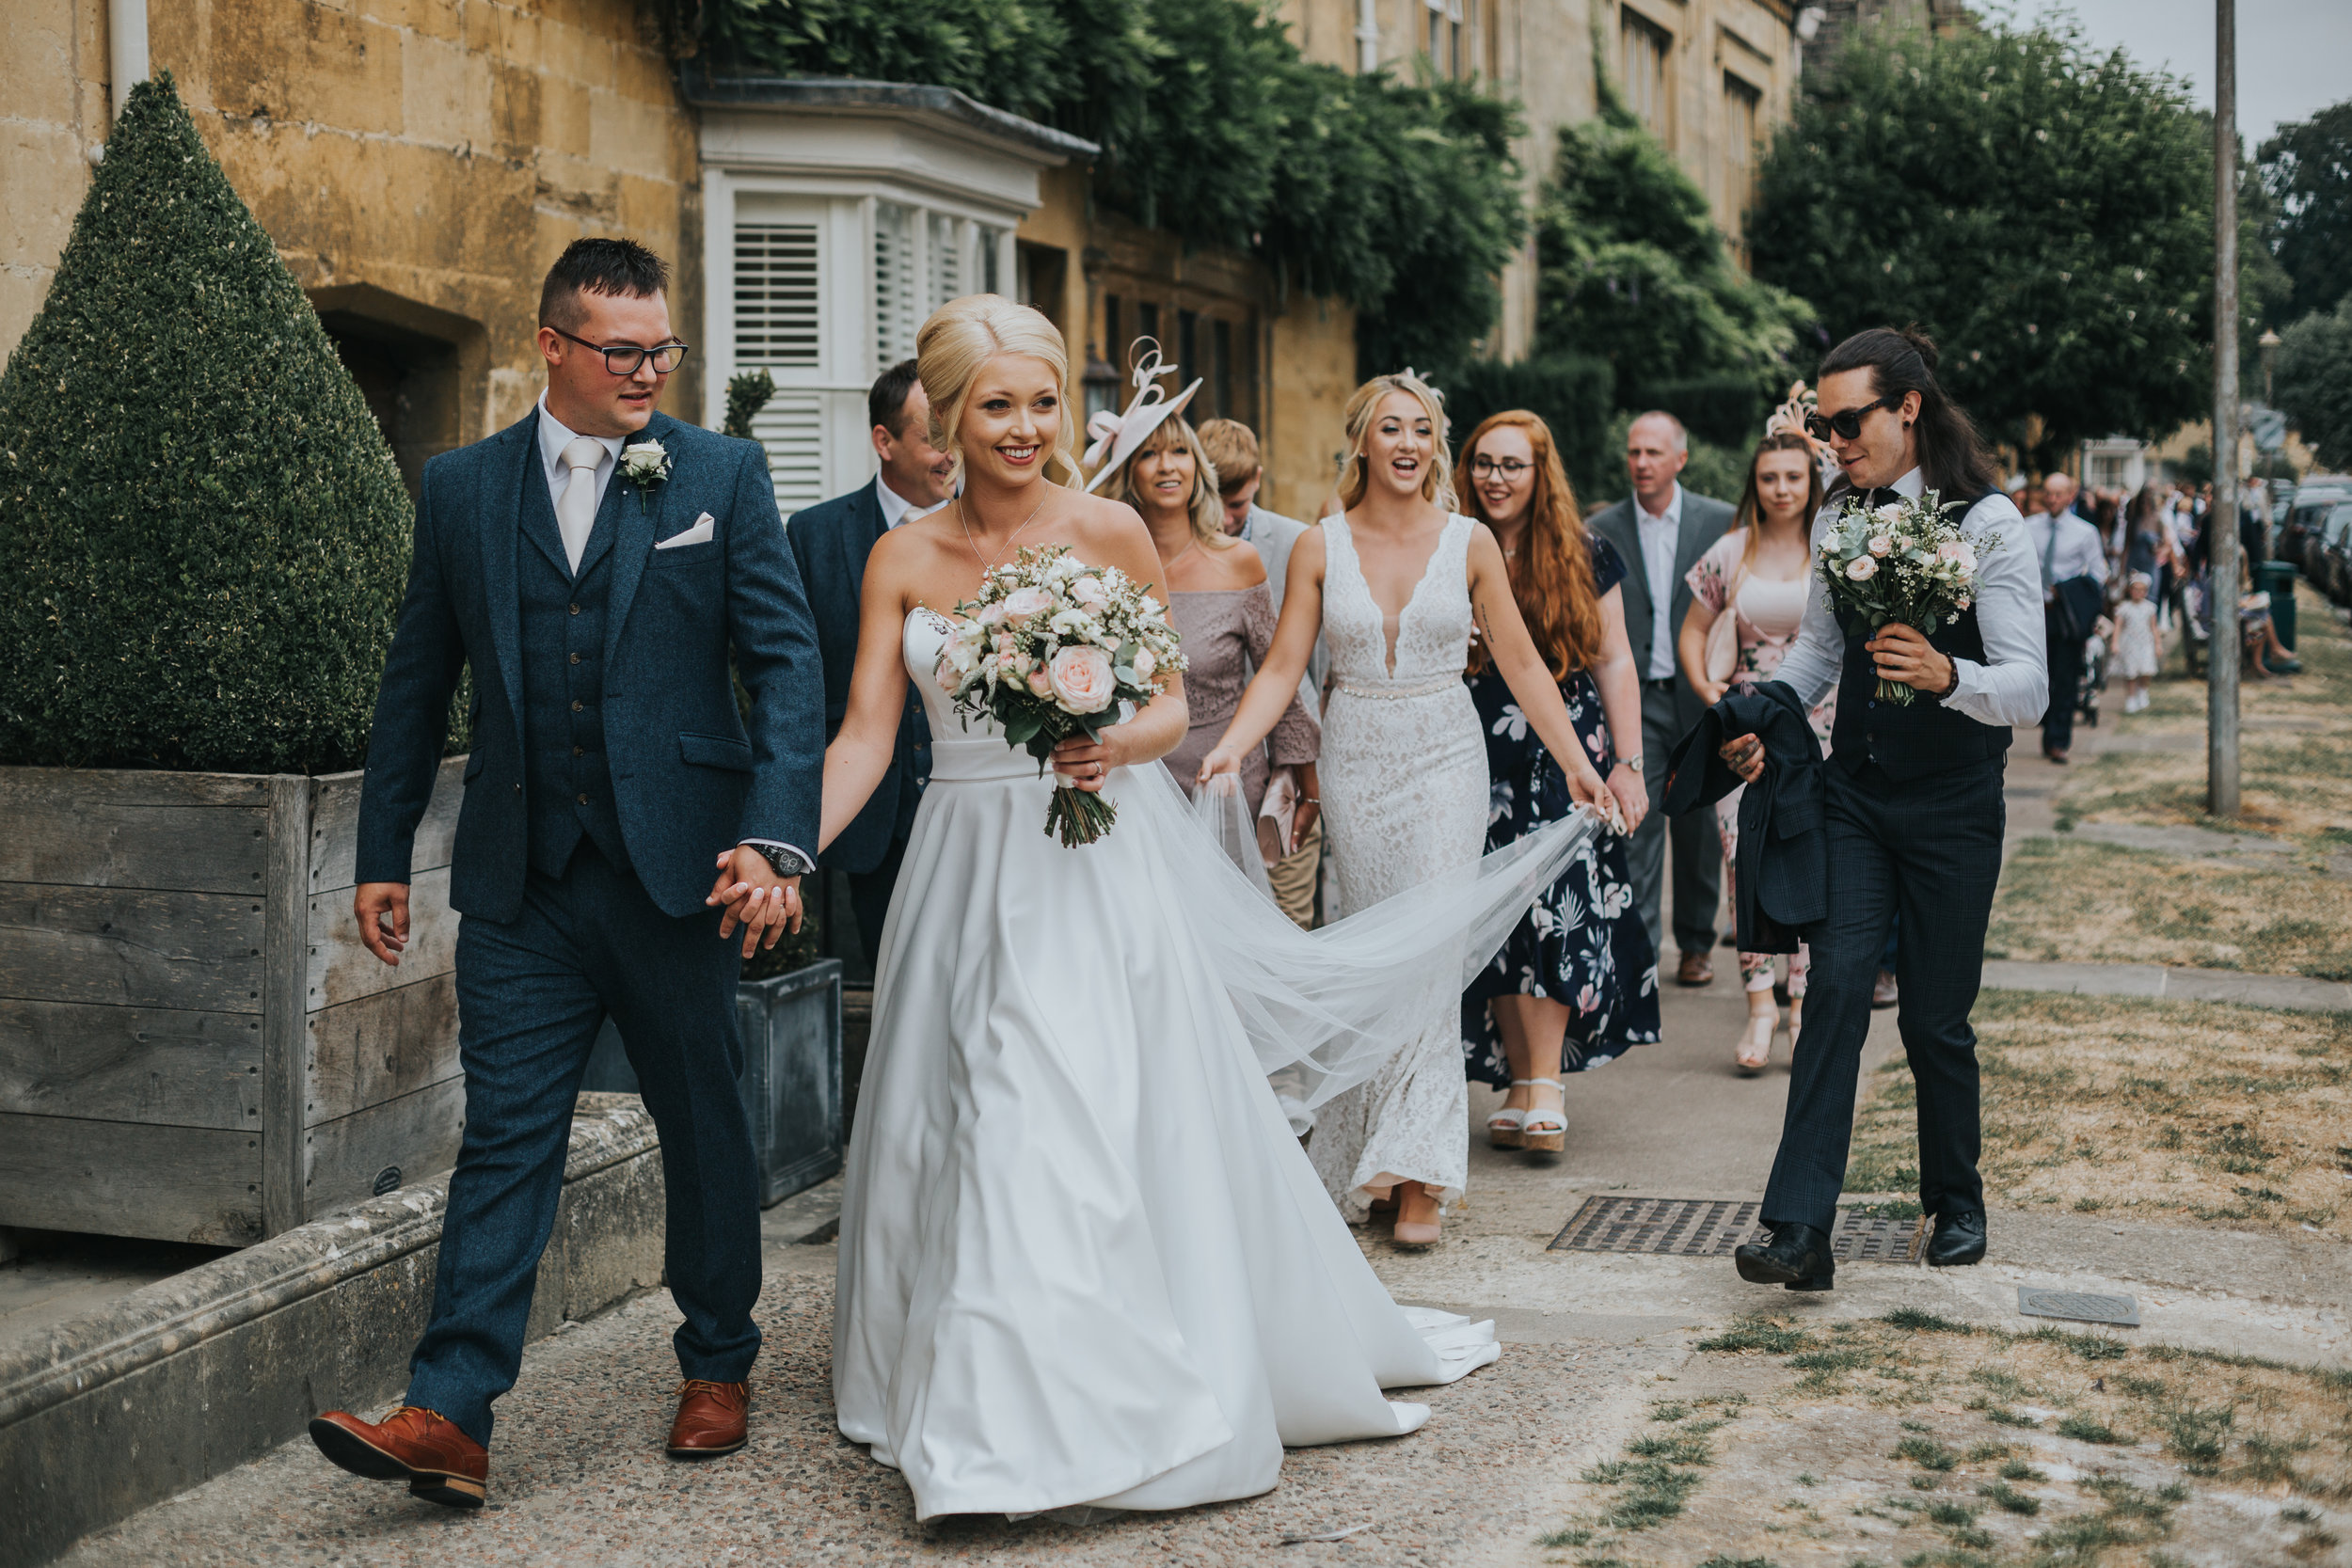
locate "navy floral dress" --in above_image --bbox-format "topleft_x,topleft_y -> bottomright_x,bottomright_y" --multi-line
1461,537 -> 1661,1084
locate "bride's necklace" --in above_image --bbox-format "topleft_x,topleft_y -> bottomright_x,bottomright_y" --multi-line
959,491 -> 1051,577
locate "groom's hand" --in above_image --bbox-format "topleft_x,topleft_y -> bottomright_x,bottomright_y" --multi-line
1866,623 -> 1956,696
354,882 -> 411,967
707,846 -> 803,958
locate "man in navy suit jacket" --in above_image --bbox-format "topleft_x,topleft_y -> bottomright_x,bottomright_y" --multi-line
310,241 -> 824,1504
785,359 -> 953,965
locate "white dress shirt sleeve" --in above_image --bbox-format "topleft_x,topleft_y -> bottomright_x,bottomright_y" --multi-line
1942,497 -> 2050,728
1770,503 -> 1847,709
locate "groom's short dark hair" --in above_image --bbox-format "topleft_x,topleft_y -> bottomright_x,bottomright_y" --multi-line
869,359 -> 922,437
539,238 -> 670,332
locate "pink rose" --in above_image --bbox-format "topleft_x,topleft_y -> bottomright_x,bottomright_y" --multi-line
1936,540 -> 1978,572
1867,535 -> 1892,557
994,652 -> 1024,681
992,631 -> 1015,656
1047,644 -> 1116,713
1026,667 -> 1054,698
934,656 -> 960,692
978,600 -> 1008,627
1132,646 -> 1156,682
1071,575 -> 1110,611
1955,596 -> 1972,611
1846,556 -> 1879,581
1002,585 -> 1057,621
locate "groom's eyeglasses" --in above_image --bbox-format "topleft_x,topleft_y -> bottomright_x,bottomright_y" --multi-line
550,326 -> 691,377
1804,395 -> 1899,443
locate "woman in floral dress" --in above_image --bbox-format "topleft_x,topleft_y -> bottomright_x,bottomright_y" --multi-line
1675,431 -> 1831,1072
1457,412 -> 1659,1153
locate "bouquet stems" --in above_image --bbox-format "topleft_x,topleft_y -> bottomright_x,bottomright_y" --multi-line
1045,785 -> 1119,846
1877,677 -> 1918,707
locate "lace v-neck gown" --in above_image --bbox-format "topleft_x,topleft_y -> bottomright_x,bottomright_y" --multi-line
1307,515 -> 1489,1215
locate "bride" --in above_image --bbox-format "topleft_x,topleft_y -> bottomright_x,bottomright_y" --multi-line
805,295 -> 1592,1523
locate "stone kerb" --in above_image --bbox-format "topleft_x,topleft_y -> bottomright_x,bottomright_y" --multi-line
0,1095 -> 663,1568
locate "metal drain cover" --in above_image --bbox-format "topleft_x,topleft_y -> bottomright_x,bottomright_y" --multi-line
2017,1287 -> 2140,1327
1548,1196 -> 1925,1262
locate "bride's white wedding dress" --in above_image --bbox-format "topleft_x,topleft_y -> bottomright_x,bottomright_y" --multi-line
833,607 -> 1595,1522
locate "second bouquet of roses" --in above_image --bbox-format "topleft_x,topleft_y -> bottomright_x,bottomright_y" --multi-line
934,544 -> 1188,845
1816,488 -> 2003,706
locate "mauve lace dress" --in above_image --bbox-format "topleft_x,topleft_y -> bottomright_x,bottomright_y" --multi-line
1164,583 -> 1319,816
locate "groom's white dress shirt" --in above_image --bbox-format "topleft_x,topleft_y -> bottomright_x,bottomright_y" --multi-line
1772,467 -> 2048,729
1634,482 -> 1685,681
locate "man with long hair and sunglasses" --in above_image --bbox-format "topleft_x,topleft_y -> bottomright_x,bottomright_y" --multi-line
314,238 -> 826,1504
1714,326 -> 2045,1291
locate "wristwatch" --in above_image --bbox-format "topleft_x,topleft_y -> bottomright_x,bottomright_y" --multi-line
748,843 -> 815,879
1618,754 -> 1645,773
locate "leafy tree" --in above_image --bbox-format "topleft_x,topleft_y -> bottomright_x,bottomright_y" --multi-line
2257,101 -> 2352,322
2273,299 -> 2352,470
1441,353 -> 1613,502
1534,84 -> 1811,420
0,75 -> 408,772
1750,19 -> 2213,467
696,0 -> 1527,374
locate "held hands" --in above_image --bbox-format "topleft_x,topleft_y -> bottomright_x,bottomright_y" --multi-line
706,845 -> 804,960
1865,623 -> 1955,697
1567,762 -> 1627,832
354,882 -> 411,967
1606,763 -> 1648,834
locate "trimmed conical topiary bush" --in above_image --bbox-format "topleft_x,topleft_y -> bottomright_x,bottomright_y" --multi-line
0,73 -> 410,773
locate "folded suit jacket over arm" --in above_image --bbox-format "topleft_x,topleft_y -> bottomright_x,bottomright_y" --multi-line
1661,684 -> 1826,954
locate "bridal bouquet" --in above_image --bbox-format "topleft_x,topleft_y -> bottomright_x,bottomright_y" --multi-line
1816,489 -> 2001,706
936,544 -> 1187,845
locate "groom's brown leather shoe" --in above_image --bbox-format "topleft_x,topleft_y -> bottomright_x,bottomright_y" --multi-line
667,1379 -> 750,1459
308,1405 -> 487,1509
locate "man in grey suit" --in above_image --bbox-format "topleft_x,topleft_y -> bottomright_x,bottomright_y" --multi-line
1585,411 -> 1732,986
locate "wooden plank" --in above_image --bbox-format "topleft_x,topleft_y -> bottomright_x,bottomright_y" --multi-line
305,866 -> 456,1012
0,1113 -> 262,1244
0,1000 -> 262,1129
307,756 -> 468,894
302,1077 -> 467,1219
304,970 -> 462,1128
0,883 -> 264,1013
262,777 -> 310,1236
0,767 -> 275,811
0,794 -> 267,894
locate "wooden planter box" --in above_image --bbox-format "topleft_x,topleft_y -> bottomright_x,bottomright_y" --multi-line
0,758 -> 469,1245
581,959 -> 843,1206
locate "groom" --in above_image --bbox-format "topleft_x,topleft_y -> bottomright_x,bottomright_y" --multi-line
310,238 -> 824,1507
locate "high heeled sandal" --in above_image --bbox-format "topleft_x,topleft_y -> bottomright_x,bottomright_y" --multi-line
1485,1100 -> 1528,1149
1733,1010 -> 1775,1075
1517,1078 -> 1565,1153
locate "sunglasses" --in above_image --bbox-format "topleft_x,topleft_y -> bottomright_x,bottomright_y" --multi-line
1804,395 -> 1899,443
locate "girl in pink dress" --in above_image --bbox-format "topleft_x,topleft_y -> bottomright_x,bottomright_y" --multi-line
1677,433 -> 1833,1073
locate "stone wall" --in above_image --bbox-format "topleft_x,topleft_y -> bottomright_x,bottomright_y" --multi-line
0,0 -> 705,447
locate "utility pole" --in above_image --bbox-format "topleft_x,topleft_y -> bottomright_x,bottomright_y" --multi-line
2208,0 -> 2241,819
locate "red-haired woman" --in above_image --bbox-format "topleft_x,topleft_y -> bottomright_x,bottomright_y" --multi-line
1677,432 -> 1831,1072
1457,411 -> 1658,1153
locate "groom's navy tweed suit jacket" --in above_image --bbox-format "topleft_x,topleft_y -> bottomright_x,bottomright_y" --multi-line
356,409 -> 824,922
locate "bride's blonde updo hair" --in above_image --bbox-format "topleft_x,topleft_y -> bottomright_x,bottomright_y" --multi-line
916,294 -> 1084,489
1336,369 -> 1455,514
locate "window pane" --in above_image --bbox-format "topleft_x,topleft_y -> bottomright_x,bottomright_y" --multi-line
733,223 -> 820,369
875,202 -> 917,367
978,225 -> 1003,295
1213,318 -> 1233,419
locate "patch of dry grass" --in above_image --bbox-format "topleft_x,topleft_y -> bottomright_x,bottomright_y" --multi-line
1845,991 -> 2352,1238
1542,1312 -> 2352,1566
1989,836 -> 2352,978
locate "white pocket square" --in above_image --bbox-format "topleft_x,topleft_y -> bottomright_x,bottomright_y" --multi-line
655,513 -> 715,549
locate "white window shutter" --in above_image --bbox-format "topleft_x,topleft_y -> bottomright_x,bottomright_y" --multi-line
732,223 -> 820,367
753,390 -> 827,517
875,202 -> 917,367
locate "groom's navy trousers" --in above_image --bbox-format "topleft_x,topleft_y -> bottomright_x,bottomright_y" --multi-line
1760,756 -> 2005,1235
405,844 -> 757,1444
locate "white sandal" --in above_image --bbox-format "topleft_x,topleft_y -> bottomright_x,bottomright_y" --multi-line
1486,1099 -> 1528,1149
1518,1078 -> 1565,1153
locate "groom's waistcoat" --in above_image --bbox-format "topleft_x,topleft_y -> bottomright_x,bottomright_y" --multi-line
1827,606 -> 2008,782
516,452 -> 630,878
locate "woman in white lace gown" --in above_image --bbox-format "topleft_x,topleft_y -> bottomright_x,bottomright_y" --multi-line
1200,372 -> 1617,1246
815,300 -> 1531,1522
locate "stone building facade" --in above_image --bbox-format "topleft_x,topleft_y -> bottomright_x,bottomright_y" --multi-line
5,0 -> 1801,519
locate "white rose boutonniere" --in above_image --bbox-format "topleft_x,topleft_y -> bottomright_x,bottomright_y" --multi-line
619,439 -> 671,513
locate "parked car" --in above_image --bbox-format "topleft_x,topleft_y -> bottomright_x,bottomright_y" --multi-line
2317,502 -> 2352,606
2282,478 -> 2352,578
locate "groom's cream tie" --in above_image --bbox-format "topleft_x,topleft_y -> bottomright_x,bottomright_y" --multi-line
555,436 -> 606,575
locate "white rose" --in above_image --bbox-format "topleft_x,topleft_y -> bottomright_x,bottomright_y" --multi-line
978,600 -> 1009,627
1846,556 -> 1879,581
1133,646 -> 1156,682
1867,535 -> 1892,557
1071,575 -> 1110,611
1873,502 -> 1903,524
1047,644 -> 1116,713
1002,585 -> 1057,621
